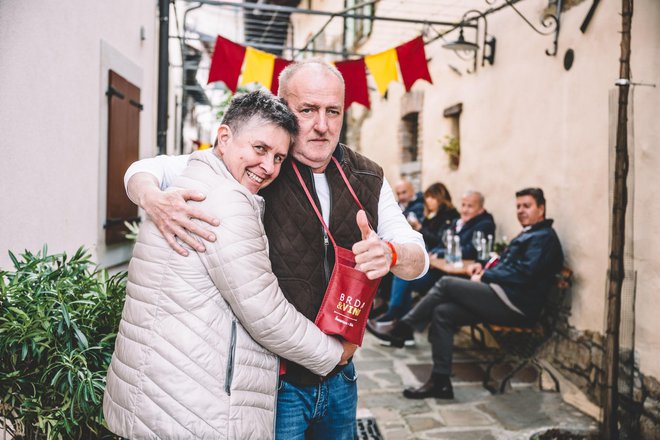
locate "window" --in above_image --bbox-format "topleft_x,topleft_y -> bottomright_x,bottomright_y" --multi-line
344,0 -> 374,49
105,70 -> 141,245
443,103 -> 462,170
401,112 -> 419,163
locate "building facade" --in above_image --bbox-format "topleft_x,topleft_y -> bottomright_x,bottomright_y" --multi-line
0,0 -> 159,268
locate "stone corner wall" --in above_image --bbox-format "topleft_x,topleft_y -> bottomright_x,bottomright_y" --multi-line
539,318 -> 660,439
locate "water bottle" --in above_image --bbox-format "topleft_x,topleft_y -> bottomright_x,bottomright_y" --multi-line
453,235 -> 462,267
480,237 -> 489,260
487,234 -> 494,253
445,232 -> 454,263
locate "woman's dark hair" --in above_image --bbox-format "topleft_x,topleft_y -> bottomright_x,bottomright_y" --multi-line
219,89 -> 299,147
423,182 -> 454,215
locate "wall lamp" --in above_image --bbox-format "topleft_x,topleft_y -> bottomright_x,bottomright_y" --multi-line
442,10 -> 496,74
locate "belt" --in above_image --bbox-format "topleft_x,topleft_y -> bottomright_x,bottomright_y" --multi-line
282,360 -> 349,386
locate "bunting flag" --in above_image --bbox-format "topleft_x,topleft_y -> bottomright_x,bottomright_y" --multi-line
270,58 -> 293,95
364,48 -> 399,96
207,35 -> 432,107
207,35 -> 246,92
335,59 -> 370,109
240,47 -> 276,89
395,36 -> 433,91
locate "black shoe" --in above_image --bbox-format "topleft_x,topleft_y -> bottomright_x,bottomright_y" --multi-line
403,375 -> 454,400
366,319 -> 414,348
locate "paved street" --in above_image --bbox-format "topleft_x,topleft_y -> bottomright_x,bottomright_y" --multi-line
355,330 -> 599,439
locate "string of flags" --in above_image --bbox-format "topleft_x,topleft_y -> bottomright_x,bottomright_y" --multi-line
207,35 -> 433,110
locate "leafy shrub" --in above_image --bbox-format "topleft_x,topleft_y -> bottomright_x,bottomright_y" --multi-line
0,246 -> 125,439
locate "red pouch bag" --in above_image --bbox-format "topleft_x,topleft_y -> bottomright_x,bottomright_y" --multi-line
292,158 -> 382,345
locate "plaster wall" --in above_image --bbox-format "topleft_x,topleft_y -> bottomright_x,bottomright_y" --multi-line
0,1 -> 158,269
627,0 -> 660,380
305,0 -> 660,380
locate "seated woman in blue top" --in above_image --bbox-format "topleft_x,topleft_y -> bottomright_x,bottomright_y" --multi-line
374,183 -> 458,326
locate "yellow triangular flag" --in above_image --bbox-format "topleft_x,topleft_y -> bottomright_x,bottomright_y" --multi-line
364,48 -> 399,96
240,47 -> 275,89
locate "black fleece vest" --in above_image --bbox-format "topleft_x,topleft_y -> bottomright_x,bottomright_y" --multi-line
259,145 -> 383,384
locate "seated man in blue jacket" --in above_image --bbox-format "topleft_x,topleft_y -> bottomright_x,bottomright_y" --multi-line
368,188 -> 563,399
429,190 -> 496,260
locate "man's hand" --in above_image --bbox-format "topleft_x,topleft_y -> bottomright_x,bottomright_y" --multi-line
339,340 -> 358,365
467,261 -> 483,276
408,217 -> 422,231
352,210 -> 391,280
467,262 -> 484,282
132,173 -> 220,256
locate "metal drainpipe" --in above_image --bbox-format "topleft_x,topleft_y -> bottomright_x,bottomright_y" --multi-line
180,3 -> 203,154
157,0 -> 170,155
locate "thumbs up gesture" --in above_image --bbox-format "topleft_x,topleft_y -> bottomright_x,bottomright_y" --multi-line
352,210 -> 392,280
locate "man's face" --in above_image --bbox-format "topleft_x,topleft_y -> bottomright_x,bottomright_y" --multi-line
516,195 -> 545,227
282,66 -> 344,172
395,182 -> 414,204
460,193 -> 484,223
217,118 -> 290,194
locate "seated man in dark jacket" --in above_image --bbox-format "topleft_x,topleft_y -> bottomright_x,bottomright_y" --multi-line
369,188 -> 563,400
429,190 -> 496,260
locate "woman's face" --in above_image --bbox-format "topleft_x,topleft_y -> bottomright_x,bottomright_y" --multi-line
425,196 -> 440,214
217,117 -> 290,194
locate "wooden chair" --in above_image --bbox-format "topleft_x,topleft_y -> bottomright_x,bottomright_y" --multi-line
480,266 -> 573,394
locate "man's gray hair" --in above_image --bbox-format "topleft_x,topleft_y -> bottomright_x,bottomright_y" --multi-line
464,190 -> 485,207
277,59 -> 345,98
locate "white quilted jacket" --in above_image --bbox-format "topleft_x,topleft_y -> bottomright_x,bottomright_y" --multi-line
103,149 -> 343,439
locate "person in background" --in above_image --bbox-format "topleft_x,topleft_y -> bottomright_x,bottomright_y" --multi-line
395,179 -> 425,224
429,190 -> 496,260
374,182 -> 458,324
103,90 -> 356,439
368,188 -> 563,400
120,60 -> 428,439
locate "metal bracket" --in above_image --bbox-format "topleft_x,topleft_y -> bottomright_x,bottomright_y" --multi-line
105,86 -> 125,100
488,0 -> 562,57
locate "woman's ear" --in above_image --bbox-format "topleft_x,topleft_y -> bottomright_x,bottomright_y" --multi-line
216,125 -> 232,153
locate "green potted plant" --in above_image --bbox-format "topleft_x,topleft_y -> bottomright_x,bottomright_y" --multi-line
0,246 -> 126,439
440,135 -> 460,170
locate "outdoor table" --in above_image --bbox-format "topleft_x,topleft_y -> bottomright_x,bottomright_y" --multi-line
429,257 -> 475,277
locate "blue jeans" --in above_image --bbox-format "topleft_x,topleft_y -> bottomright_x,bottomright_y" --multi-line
381,270 -> 442,321
275,361 -> 358,439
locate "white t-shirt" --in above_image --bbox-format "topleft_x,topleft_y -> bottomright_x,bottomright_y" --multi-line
124,153 -> 429,278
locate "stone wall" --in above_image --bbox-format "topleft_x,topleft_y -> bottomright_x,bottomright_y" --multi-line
540,319 -> 660,439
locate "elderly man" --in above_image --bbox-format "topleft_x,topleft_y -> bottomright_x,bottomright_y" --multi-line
370,190 -> 495,325
430,190 -> 495,259
394,179 -> 424,222
369,188 -> 562,400
122,60 -> 428,439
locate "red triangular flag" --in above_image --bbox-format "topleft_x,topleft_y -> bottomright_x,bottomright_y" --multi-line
208,35 -> 247,92
270,58 -> 293,95
335,59 -> 370,110
395,36 -> 432,92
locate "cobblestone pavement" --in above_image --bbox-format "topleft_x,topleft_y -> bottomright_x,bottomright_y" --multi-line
354,330 -> 599,439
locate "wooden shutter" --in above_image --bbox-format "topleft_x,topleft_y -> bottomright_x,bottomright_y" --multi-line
105,70 -> 141,244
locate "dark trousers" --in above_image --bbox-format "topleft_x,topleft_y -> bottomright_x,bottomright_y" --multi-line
401,276 -> 529,375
